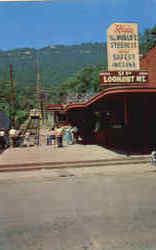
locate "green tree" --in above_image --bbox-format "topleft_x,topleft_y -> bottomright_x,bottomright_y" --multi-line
139,25 -> 156,55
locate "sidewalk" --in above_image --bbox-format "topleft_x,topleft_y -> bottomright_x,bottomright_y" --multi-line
0,143 -> 151,167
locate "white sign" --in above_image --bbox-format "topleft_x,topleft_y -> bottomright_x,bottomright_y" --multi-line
107,23 -> 140,71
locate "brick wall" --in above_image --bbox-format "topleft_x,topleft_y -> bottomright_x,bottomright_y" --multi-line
140,44 -> 156,85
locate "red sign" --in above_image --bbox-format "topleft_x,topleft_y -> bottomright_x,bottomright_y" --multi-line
113,23 -> 134,33
100,71 -> 148,85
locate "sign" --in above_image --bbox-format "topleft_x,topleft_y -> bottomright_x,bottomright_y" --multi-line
107,23 -> 140,71
100,71 -> 148,85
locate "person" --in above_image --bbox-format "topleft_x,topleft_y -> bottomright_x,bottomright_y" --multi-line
56,125 -> 64,147
48,127 -> 56,146
0,128 -> 6,150
152,149 -> 156,165
46,129 -> 51,145
9,127 -> 17,148
94,120 -> 101,133
24,131 -> 31,147
71,124 -> 79,144
63,126 -> 72,145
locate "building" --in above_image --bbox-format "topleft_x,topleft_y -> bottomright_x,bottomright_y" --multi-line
46,45 -> 156,154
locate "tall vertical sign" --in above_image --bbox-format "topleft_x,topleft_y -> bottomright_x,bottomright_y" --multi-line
107,22 -> 140,71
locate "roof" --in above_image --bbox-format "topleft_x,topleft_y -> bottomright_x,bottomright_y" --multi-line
46,84 -> 156,113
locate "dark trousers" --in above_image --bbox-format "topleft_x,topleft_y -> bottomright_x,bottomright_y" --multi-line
0,136 -> 6,149
73,132 -> 78,143
56,136 -> 63,147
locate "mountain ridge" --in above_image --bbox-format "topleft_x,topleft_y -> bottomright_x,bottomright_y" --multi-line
0,42 -> 107,87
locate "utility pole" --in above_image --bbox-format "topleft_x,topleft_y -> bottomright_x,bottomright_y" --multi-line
35,53 -> 40,145
36,54 -> 40,110
9,64 -> 15,127
36,53 -> 45,125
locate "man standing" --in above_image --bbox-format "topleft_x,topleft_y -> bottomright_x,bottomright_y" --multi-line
25,131 -> 31,147
9,127 -> 16,148
0,128 -> 6,150
152,149 -> 156,166
56,125 -> 64,147
71,124 -> 79,144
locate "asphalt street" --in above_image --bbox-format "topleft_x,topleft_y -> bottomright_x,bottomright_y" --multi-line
0,164 -> 156,250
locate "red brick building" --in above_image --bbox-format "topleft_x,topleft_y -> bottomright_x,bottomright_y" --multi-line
46,45 -> 156,154
140,45 -> 156,84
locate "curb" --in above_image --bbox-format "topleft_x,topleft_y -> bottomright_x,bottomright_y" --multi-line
0,157 -> 151,173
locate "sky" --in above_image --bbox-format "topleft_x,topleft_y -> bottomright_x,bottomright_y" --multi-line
0,0 -> 155,50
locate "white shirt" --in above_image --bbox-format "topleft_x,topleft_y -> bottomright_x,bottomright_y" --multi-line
25,132 -> 30,138
71,126 -> 78,133
152,151 -> 156,161
9,129 -> 16,136
0,131 -> 5,136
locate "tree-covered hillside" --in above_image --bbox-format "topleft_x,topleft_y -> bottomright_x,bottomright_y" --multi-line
0,42 -> 107,89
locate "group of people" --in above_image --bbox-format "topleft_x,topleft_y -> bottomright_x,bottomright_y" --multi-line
47,124 -> 79,147
0,127 -> 33,149
0,123 -> 79,149
0,127 -> 17,149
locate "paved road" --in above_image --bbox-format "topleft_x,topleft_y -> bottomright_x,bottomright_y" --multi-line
0,164 -> 156,250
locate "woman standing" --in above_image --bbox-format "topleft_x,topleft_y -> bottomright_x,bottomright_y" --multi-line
48,127 -> 56,146
56,125 -> 64,147
63,127 -> 72,145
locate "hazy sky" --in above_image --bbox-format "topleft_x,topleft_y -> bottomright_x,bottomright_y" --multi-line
0,0 -> 155,50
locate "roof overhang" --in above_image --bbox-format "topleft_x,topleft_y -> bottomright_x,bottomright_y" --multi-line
46,84 -> 156,113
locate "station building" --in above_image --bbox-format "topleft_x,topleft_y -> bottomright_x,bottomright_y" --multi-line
46,45 -> 156,154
